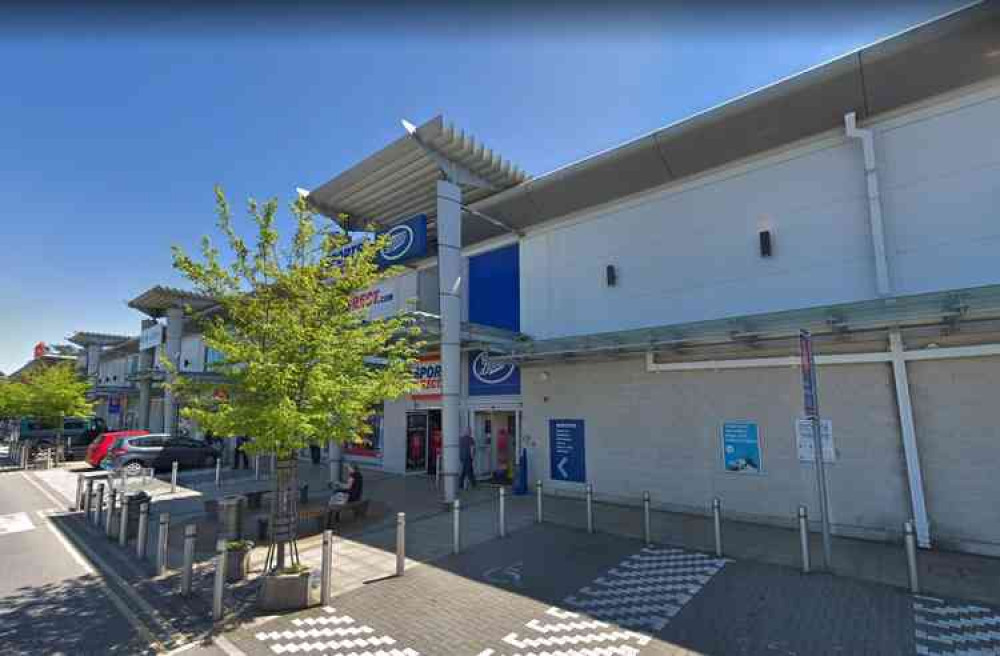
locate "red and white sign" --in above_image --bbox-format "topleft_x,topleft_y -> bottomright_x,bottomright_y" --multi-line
411,356 -> 441,399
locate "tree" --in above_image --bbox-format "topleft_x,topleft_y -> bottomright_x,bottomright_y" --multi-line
170,186 -> 422,572
0,379 -> 31,419
22,363 -> 94,458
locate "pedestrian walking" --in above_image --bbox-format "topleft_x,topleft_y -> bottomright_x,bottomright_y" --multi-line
310,442 -> 322,465
459,429 -> 476,490
234,435 -> 250,470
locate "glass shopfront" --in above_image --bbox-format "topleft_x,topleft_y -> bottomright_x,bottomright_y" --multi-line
406,409 -> 442,473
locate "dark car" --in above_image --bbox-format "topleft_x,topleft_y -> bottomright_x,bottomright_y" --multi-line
19,416 -> 107,460
103,433 -> 220,475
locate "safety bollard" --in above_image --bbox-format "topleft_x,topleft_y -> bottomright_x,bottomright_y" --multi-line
156,513 -> 170,576
119,494 -> 130,546
181,524 -> 197,595
105,490 -> 118,538
136,502 -> 150,559
798,505 -> 811,574
121,470 -> 128,495
212,538 -> 226,621
904,520 -> 920,594
255,455 -> 261,481
215,459 -> 222,488
95,483 -> 106,528
75,475 -> 85,511
453,499 -> 461,554
396,513 -> 406,576
171,461 -> 178,494
84,478 -> 94,518
586,484 -> 595,534
499,487 -> 507,538
536,480 -> 543,523
436,453 -> 442,489
712,497 -> 723,557
643,491 -> 652,546
321,529 -> 333,607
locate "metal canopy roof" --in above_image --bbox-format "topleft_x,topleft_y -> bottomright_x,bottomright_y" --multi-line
504,284 -> 1000,362
67,331 -> 133,347
311,2 -> 999,249
128,285 -> 217,318
307,115 -> 528,238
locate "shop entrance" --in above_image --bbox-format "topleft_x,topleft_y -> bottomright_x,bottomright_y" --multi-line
406,409 -> 442,474
473,410 -> 517,483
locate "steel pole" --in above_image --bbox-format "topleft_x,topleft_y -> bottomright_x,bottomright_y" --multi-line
712,497 -> 723,557
171,461 -> 178,494
811,416 -> 834,570
256,455 -> 261,481
321,529 -> 333,607
136,502 -> 149,559
904,520 -> 920,594
118,494 -> 130,546
396,513 -> 406,576
75,475 -> 85,511
105,490 -> 117,538
798,505 -> 811,574
181,524 -> 197,595
84,478 -> 94,517
452,499 -> 461,554
643,491 -> 652,546
215,459 -> 221,488
498,486 -> 507,538
213,539 -> 226,621
535,480 -> 543,523
586,484 -> 594,534
156,513 -> 170,576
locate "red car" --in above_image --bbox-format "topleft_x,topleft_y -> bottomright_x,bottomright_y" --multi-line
85,430 -> 148,468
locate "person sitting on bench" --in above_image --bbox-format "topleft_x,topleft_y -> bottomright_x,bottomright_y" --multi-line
329,463 -> 363,506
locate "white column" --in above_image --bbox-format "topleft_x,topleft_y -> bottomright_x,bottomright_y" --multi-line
163,307 -> 184,436
437,179 -> 462,503
889,330 -> 931,547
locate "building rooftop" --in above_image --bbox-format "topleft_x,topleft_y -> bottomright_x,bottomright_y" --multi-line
128,285 -> 217,318
67,331 -> 133,347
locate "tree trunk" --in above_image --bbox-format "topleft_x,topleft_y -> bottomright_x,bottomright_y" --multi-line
265,454 -> 300,573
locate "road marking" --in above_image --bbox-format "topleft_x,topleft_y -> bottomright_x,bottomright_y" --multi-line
914,596 -> 1000,655
214,634 -> 248,656
252,606 -> 420,655
0,511 -> 36,536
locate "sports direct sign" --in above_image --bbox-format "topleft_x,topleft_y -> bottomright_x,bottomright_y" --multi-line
334,214 -> 428,268
468,350 -> 520,396
348,287 -> 395,313
411,357 -> 442,398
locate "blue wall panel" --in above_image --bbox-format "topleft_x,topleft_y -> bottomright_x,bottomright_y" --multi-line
469,243 -> 520,331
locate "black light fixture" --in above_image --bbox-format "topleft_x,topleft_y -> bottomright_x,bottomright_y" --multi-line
606,264 -> 618,287
759,230 -> 773,257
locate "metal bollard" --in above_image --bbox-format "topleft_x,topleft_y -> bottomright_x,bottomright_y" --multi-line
499,487 -> 507,538
121,469 -> 128,495
643,491 -> 652,546
320,529 -> 333,607
436,453 -> 442,489
536,480 -> 543,523
119,494 -> 130,546
95,483 -> 106,528
904,520 -> 920,594
452,499 -> 461,554
798,505 -> 811,574
75,475 -> 85,511
156,513 -> 170,576
84,478 -> 94,517
171,461 -> 178,494
137,502 -> 150,559
213,538 -> 226,621
712,497 -> 723,557
586,484 -> 594,534
396,512 -> 406,576
255,455 -> 261,481
215,459 -> 222,488
181,524 -> 197,595
105,490 -> 118,538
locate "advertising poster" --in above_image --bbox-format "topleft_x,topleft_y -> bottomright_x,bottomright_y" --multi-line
411,356 -> 442,399
796,418 -> 835,463
721,421 -> 763,474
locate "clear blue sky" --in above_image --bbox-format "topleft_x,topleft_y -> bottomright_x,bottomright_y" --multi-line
0,1 -> 965,374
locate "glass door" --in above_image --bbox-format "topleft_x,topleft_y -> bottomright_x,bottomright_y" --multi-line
406,412 -> 428,472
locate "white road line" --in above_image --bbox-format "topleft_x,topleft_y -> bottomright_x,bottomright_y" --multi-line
215,634 -> 248,656
39,510 -> 95,574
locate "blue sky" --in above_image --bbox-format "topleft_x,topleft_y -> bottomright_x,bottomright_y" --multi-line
0,1 -> 965,374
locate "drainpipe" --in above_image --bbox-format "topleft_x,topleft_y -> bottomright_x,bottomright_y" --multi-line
845,112 -> 891,298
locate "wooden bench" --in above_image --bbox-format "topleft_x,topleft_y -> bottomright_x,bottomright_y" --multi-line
326,499 -> 370,527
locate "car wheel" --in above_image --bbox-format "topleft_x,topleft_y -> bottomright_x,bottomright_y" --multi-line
123,460 -> 143,477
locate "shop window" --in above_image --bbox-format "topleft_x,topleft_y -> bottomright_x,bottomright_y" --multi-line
205,347 -> 225,367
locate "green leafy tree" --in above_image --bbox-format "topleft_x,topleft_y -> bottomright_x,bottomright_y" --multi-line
170,186 -> 422,571
22,363 -> 94,457
0,379 -> 31,419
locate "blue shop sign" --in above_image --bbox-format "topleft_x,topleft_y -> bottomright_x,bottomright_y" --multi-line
468,350 -> 520,396
721,421 -> 763,474
333,214 -> 428,268
550,419 -> 586,483
107,397 -> 121,415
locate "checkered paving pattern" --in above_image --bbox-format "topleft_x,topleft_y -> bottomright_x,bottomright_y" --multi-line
254,606 -> 420,655
914,595 -> 1000,655
477,546 -> 727,656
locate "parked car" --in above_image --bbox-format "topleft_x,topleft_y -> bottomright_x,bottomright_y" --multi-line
19,416 -> 107,460
103,433 -> 221,475
85,429 -> 149,468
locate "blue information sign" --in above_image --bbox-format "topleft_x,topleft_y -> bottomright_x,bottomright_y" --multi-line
107,397 -> 121,415
721,421 -> 762,474
549,419 -> 586,483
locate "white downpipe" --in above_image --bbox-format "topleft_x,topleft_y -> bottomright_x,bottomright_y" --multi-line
845,112 -> 891,298
889,330 -> 931,548
438,179 -> 463,504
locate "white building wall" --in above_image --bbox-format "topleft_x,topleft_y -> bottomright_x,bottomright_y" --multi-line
180,334 -> 205,372
520,82 -> 1000,340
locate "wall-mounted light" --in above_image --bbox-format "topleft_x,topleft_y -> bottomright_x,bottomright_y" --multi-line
539,371 -> 550,382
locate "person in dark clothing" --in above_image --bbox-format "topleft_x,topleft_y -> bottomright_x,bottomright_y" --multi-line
310,443 -> 322,465
459,430 -> 476,490
233,435 -> 250,470
327,464 -> 364,524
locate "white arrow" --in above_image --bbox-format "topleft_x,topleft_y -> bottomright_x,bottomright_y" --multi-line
557,456 -> 569,479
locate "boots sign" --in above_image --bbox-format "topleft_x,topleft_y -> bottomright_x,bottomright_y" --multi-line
468,350 -> 520,396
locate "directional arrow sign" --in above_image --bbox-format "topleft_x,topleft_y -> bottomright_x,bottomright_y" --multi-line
557,457 -> 569,479
550,419 -> 586,482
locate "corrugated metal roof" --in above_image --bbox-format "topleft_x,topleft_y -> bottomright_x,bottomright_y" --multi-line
306,115 -> 528,235
128,285 -> 217,318
67,332 -> 133,347
309,2 -> 1000,248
